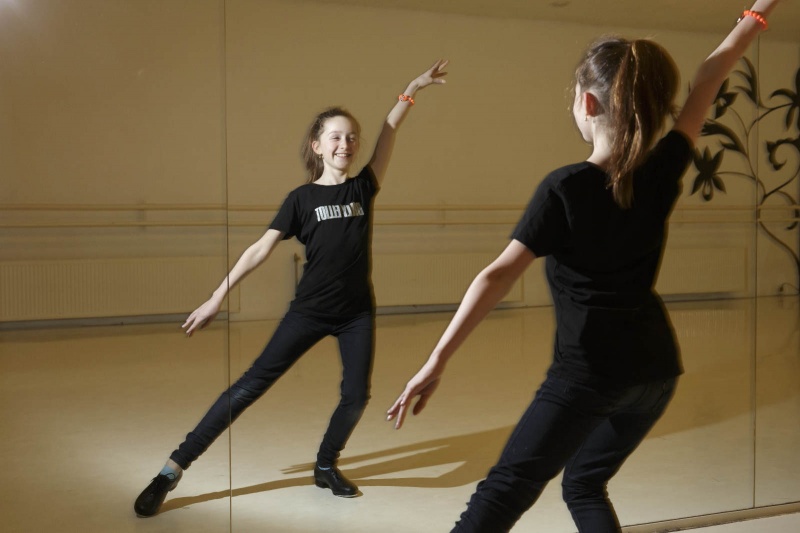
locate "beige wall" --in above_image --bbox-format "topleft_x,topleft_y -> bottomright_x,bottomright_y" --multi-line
1,0 -> 798,321
0,0 -> 226,205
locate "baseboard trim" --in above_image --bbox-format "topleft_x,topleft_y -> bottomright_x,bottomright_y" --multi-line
623,502 -> 800,532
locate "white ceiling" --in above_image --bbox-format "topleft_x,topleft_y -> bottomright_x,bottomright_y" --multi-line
307,0 -> 799,42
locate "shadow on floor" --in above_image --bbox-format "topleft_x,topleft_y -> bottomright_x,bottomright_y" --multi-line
160,425 -> 512,513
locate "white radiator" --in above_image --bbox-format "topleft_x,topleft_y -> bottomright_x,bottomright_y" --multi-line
372,253 -> 523,307
0,257 -> 238,322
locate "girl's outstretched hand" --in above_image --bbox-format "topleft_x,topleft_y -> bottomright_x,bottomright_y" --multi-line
413,59 -> 449,91
386,356 -> 446,429
182,296 -> 222,337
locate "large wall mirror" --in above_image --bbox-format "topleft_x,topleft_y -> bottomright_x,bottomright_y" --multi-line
0,1 -> 233,531
1,1 -> 797,532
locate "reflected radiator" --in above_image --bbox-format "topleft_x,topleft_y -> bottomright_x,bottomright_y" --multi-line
372,253 -> 523,307
373,246 -> 748,308
0,246 -> 747,322
0,257 -> 237,322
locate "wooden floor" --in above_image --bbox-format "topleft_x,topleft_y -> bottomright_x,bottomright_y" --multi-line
1,296 -> 798,532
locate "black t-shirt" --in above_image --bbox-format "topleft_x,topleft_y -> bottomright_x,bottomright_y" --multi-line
269,166 -> 378,318
512,130 -> 693,386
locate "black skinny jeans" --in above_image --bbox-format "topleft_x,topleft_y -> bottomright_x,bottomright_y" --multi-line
170,310 -> 374,470
452,374 -> 677,533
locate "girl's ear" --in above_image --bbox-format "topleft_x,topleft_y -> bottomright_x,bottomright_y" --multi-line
311,140 -> 320,155
585,91 -> 603,117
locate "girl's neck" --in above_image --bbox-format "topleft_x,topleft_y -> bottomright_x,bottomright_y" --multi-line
586,130 -> 612,171
314,168 -> 350,186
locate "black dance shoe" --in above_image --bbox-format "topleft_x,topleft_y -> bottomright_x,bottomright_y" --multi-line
313,465 -> 360,497
134,471 -> 182,517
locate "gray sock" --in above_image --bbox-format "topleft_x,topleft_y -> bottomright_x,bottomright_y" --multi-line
159,464 -> 181,480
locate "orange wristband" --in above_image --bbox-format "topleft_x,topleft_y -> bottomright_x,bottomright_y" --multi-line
398,94 -> 415,105
738,10 -> 768,30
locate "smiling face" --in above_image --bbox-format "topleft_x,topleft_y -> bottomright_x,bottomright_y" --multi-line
312,115 -> 360,175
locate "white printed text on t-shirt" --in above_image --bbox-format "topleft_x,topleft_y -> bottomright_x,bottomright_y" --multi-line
314,202 -> 365,222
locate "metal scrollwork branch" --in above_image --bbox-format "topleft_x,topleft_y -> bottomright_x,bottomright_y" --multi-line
689,57 -> 800,293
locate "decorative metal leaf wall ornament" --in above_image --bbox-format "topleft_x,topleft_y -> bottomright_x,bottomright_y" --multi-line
714,79 -> 738,118
688,59 -> 800,293
767,137 -> 800,171
769,68 -> 800,130
734,55 -> 762,107
702,121 -> 747,154
691,147 -> 726,201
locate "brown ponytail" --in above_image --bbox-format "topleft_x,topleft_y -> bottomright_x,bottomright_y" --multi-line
300,107 -> 361,183
576,37 -> 679,208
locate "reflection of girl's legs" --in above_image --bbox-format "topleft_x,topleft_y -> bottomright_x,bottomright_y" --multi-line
562,378 -> 677,532
170,311 -> 327,469
317,312 -> 374,467
452,377 -> 604,533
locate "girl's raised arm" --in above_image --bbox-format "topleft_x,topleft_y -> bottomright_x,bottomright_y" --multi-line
368,59 -> 448,184
674,1 -> 781,143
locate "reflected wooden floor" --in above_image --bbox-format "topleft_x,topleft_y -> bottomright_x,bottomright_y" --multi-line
0,297 -> 798,532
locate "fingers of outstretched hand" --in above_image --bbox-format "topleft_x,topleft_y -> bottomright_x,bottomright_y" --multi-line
182,300 -> 220,337
388,382 -> 433,429
429,59 -> 448,82
182,317 -> 199,336
416,59 -> 448,87
411,377 -> 440,415
181,312 -> 195,332
387,390 -> 412,429
182,309 -> 209,337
